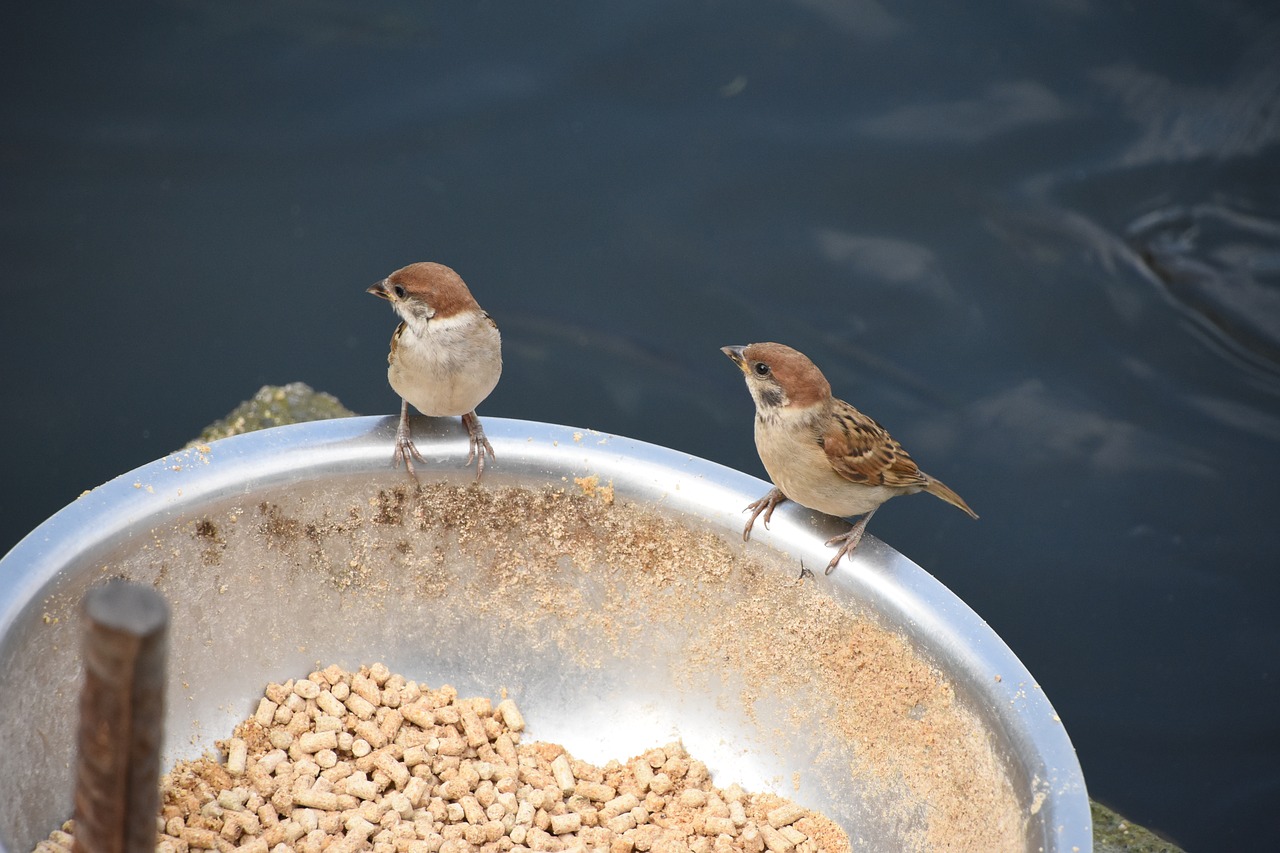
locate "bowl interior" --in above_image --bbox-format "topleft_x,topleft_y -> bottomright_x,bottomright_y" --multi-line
0,416 -> 1089,853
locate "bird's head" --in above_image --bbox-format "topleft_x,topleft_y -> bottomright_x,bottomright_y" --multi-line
367,262 -> 479,328
721,342 -> 832,412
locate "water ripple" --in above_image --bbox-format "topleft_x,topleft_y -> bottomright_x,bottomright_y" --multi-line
1127,202 -> 1280,375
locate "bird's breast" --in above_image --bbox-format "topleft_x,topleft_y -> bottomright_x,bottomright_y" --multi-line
387,314 -> 501,416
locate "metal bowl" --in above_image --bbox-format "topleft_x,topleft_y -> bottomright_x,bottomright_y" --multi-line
0,416 -> 1090,852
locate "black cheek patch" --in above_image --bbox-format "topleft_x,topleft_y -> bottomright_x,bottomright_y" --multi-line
760,387 -> 785,408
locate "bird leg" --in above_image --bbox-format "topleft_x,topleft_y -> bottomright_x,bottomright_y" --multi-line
461,411 -> 495,480
393,398 -> 426,477
742,487 -> 788,542
823,508 -> 878,574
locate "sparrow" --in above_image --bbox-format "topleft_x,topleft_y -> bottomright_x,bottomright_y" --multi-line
722,342 -> 976,574
367,262 -> 502,479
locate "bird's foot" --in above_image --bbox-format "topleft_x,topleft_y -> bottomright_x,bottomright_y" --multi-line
742,488 -> 787,542
461,411 -> 495,480
392,400 -> 426,478
823,509 -> 877,574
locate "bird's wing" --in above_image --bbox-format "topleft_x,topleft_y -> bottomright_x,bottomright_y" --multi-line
820,399 -> 929,489
388,321 -> 407,365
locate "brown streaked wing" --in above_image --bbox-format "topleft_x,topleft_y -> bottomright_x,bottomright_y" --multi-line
820,400 -> 929,488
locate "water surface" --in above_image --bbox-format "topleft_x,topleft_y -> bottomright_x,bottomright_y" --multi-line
3,3 -> 1278,849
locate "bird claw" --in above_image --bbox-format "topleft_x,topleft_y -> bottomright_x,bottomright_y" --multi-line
822,509 -> 876,574
392,436 -> 425,477
822,534 -> 859,575
390,405 -> 494,481
393,402 -> 426,478
461,411 -> 495,481
741,488 -> 787,542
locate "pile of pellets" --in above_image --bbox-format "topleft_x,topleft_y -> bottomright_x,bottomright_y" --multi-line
35,664 -> 849,853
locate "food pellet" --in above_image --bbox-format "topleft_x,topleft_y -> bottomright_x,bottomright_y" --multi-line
767,803 -> 807,829
31,664 -> 850,853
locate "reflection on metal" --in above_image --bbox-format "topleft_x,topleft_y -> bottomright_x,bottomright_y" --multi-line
0,416 -> 1091,853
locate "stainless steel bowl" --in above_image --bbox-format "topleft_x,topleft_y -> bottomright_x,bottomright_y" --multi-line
0,416 -> 1090,852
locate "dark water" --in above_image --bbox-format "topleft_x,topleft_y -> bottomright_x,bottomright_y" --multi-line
4,2 -> 1279,849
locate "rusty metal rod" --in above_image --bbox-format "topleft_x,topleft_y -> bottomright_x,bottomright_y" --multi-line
72,580 -> 169,853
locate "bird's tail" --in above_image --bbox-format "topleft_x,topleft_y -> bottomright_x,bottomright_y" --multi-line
923,477 -> 978,519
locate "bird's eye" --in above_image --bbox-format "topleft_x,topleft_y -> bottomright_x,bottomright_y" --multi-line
753,362 -> 771,377
393,284 -> 407,299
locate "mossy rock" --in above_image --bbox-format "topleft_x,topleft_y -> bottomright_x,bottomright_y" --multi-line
1091,801 -> 1186,853
187,382 -> 356,446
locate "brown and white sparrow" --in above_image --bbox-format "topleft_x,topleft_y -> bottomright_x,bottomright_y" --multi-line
367,262 -> 502,479
723,342 -> 976,573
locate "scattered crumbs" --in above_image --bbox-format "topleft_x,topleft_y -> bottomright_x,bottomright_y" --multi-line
1030,790 -> 1047,814
38,480 -> 1025,853
195,443 -> 212,453
1052,713 -> 1060,722
170,465 -> 183,472
133,482 -> 142,489
994,674 -> 1002,682
41,612 -> 58,625
146,486 -> 155,494
573,431 -> 583,442
77,490 -> 90,499
573,475 -> 615,505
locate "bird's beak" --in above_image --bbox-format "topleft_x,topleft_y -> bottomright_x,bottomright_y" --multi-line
367,279 -> 391,300
721,345 -> 748,371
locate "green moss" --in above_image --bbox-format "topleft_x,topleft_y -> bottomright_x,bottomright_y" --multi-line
187,382 -> 356,446
1091,800 -> 1187,853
